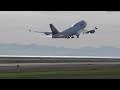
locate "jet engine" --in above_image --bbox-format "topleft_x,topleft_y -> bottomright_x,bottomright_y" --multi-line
89,30 -> 95,33
45,33 -> 50,35
85,27 -> 97,34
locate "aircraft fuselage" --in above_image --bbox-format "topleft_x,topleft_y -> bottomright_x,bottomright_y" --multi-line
52,20 -> 87,38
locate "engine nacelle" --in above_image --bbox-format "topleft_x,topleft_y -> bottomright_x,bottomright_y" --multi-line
89,30 -> 95,33
85,27 -> 97,34
45,33 -> 50,35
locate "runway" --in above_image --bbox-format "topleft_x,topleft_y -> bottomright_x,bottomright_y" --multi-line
1,62 -> 120,67
0,56 -> 120,79
0,61 -> 120,79
0,55 -> 120,64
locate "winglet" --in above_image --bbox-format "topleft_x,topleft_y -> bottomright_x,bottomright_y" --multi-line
95,27 -> 98,29
29,29 -> 31,32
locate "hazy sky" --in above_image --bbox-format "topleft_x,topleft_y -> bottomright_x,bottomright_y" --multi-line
0,11 -> 120,49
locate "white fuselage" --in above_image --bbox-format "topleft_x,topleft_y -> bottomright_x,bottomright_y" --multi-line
52,20 -> 87,38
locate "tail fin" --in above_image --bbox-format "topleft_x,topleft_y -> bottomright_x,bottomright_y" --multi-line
49,24 -> 59,35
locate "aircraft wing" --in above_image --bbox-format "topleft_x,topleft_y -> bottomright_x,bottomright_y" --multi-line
34,31 -> 52,35
82,30 -> 88,34
40,32 -> 52,35
82,29 -> 95,34
82,27 -> 97,34
29,29 -> 52,35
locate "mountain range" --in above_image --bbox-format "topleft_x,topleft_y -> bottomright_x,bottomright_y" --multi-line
0,43 -> 120,57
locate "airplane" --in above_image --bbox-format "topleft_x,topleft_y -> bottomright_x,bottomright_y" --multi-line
29,20 -> 97,38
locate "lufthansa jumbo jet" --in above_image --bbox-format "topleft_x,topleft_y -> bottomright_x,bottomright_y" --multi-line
29,20 -> 97,38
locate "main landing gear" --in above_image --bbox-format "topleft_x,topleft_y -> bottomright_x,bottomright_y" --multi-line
71,36 -> 74,38
77,35 -> 79,38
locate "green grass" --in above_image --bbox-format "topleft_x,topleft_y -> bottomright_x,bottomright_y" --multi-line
0,70 -> 120,79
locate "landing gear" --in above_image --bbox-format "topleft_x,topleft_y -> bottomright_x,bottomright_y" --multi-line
71,36 -> 74,38
65,36 -> 70,39
77,35 -> 79,38
65,36 -> 74,39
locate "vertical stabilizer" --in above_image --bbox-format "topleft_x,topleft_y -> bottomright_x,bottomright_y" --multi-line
49,24 -> 59,35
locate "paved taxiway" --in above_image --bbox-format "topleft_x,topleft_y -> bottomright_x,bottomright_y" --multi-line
1,62 -> 120,67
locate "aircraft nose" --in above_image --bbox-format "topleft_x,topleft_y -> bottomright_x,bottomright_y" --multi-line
82,20 -> 86,24
84,21 -> 87,26
81,20 -> 87,27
